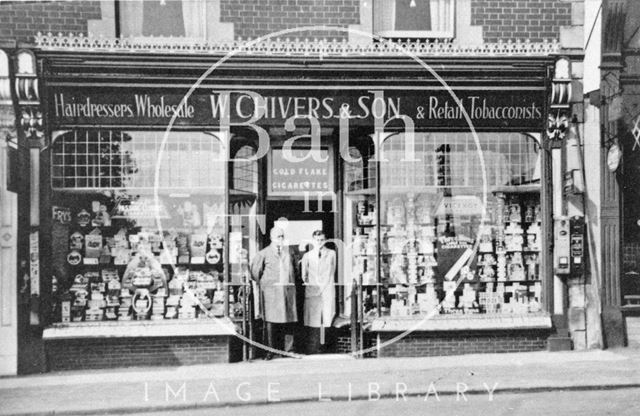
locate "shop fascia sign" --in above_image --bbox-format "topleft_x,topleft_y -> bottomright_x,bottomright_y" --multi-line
50,88 -> 545,130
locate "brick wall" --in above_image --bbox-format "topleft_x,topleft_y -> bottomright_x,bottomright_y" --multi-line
471,0 -> 572,42
376,330 -> 550,358
45,336 -> 234,371
0,1 -> 576,45
335,333 -> 375,357
220,0 -> 360,41
0,0 -> 102,43
336,335 -> 352,353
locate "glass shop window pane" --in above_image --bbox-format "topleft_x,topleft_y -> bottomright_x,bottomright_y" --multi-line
375,132 -> 542,317
49,129 -> 227,324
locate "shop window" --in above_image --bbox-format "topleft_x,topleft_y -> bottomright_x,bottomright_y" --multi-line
373,0 -> 455,40
378,132 -> 540,189
119,0 -> 206,40
622,139 -> 640,304
51,130 -> 224,191
344,138 -> 377,193
49,129 -> 230,323
345,132 -> 543,319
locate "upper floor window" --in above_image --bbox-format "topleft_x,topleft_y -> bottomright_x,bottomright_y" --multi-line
119,0 -> 206,40
373,0 -> 455,40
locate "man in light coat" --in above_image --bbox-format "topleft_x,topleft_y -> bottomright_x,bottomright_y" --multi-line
301,230 -> 336,354
250,227 -> 297,359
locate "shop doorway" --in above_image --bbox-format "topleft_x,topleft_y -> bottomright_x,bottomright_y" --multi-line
264,199 -> 337,354
265,199 -> 335,247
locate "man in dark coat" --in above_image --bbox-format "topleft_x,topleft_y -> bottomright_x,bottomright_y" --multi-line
250,227 -> 297,359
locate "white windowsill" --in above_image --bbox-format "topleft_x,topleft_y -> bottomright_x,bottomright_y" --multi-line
370,313 -> 552,332
43,317 -> 237,339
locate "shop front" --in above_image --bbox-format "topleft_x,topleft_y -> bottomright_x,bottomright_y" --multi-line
28,38 -> 559,370
619,66 -> 640,346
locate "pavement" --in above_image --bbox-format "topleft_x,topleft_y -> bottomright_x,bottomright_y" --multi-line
1,347 -> 640,415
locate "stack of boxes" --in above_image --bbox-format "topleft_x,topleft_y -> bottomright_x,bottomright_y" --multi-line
118,288 -> 132,320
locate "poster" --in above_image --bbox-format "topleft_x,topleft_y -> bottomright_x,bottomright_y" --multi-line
29,231 -> 39,296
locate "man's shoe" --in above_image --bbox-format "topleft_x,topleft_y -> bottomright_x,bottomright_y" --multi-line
264,352 -> 275,361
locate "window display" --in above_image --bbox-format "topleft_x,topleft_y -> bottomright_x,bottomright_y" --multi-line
51,130 -> 233,323
344,132 -> 543,320
55,194 -> 230,322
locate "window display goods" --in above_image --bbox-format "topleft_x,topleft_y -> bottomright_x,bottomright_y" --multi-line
50,196 -> 240,323
345,144 -> 543,320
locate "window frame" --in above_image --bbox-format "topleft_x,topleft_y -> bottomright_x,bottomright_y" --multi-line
118,0 -> 208,43
374,0 -> 456,40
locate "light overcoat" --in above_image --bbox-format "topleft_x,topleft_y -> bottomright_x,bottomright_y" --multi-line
301,248 -> 336,328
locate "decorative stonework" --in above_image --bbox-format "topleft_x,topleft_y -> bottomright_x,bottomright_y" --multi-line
19,107 -> 43,141
34,32 -> 560,57
547,112 -> 569,142
14,76 -> 39,103
632,115 -> 640,152
14,71 -> 43,142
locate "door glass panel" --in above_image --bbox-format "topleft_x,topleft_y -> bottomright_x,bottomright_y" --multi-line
229,140 -> 260,321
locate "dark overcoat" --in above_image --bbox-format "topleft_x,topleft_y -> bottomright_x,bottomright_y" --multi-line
250,244 -> 298,323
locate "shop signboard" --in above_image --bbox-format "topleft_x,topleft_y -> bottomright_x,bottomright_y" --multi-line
48,87 -> 546,131
433,195 -> 484,217
51,206 -> 72,224
269,147 -> 333,196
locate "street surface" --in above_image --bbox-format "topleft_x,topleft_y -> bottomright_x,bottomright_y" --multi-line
140,388 -> 640,416
2,349 -> 640,415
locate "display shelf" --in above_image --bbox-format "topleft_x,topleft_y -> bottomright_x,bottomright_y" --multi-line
345,188 -> 376,196
380,252 -> 436,256
381,187 -> 448,195
383,279 -> 540,286
380,223 -> 435,227
491,184 -> 541,194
